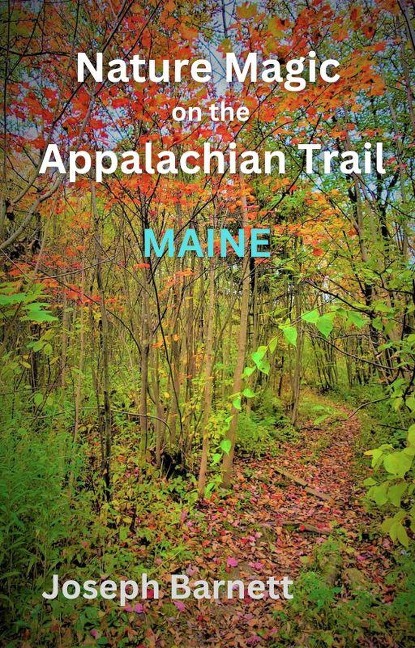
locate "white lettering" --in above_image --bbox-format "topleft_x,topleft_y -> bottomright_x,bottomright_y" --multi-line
171,574 -> 191,599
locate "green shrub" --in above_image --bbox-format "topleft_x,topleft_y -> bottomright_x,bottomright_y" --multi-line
0,424 -> 90,635
252,389 -> 288,425
236,391 -> 296,456
273,538 -> 415,647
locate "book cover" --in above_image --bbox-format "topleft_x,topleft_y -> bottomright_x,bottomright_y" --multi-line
1,0 -> 414,646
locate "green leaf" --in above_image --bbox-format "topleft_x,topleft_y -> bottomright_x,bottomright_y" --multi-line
211,453 -> 222,465
33,392 -> 43,407
242,366 -> 256,378
368,484 -> 388,506
257,358 -> 270,375
388,482 -> 407,507
251,346 -> 267,367
268,336 -> 278,353
220,439 -> 232,454
205,481 -> 216,497
392,397 -> 403,411
373,300 -> 393,314
406,396 -> 415,412
22,311 -> 58,323
383,510 -> 407,545
383,451 -> 413,478
242,388 -> 256,398
372,317 -> 383,332
347,311 -> 366,329
281,325 -> 297,347
29,340 -> 45,352
396,523 -> 409,548
365,446 -> 392,469
0,293 -> 27,306
381,516 -> 393,533
301,309 -> 320,324
22,302 -> 58,323
316,314 -> 334,338
408,424 -> 415,447
232,395 -> 242,411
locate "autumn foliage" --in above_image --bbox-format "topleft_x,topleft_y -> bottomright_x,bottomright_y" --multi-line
0,0 -> 414,646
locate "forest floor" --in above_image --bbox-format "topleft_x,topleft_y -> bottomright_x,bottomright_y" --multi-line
127,397 -> 405,648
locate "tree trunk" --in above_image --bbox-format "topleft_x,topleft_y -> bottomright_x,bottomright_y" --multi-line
222,178 -> 250,488
197,255 -> 215,498
91,183 -> 112,500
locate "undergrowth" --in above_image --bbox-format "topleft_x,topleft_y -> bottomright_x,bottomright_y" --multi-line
273,538 -> 415,648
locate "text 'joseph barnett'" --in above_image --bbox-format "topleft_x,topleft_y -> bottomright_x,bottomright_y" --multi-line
39,142 -> 386,183
43,573 -> 294,604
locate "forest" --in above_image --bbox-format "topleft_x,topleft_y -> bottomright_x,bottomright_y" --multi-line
0,0 -> 415,646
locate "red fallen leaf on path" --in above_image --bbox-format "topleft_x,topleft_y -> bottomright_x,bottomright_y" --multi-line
246,635 -> 262,645
173,601 -> 186,612
227,556 -> 239,567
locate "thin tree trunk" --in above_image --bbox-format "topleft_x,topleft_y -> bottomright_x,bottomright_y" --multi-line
60,291 -> 69,390
222,178 -> 250,488
73,268 -> 85,445
140,270 -> 150,455
291,282 -> 303,426
91,183 -> 112,499
197,255 -> 215,498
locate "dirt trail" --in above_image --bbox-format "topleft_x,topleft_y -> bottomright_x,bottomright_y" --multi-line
152,405 -> 395,647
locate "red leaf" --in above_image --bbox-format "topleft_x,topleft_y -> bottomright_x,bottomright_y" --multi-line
227,557 -> 239,567
173,601 -> 186,612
